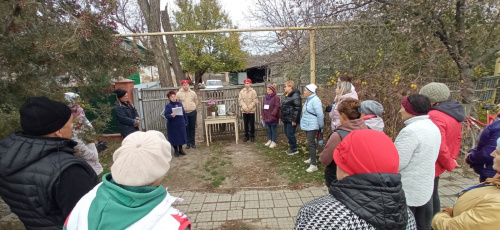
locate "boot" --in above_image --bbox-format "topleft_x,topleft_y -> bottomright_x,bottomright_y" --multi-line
244,136 -> 249,142
174,146 -> 179,157
179,146 -> 186,155
250,137 -> 255,142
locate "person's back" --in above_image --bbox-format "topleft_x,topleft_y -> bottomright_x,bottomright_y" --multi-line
295,130 -> 416,230
467,119 -> 500,181
65,131 -> 191,230
0,97 -> 98,229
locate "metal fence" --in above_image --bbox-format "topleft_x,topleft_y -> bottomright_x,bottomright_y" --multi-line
441,76 -> 500,103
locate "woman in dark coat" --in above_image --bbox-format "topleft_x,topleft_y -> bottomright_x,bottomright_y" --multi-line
164,91 -> 188,157
114,89 -> 140,138
281,80 -> 302,155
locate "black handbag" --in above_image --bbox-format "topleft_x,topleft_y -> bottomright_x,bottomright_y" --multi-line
95,141 -> 108,153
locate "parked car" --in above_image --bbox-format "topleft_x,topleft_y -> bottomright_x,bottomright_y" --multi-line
205,80 -> 223,90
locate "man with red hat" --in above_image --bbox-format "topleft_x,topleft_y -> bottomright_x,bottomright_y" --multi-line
238,78 -> 258,142
177,79 -> 198,149
294,129 -> 416,230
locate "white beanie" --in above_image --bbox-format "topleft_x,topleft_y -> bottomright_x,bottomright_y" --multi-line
111,130 -> 172,186
305,84 -> 317,93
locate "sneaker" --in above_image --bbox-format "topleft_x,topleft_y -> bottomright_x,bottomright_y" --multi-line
265,140 -> 272,146
191,144 -> 196,149
186,144 -> 191,149
304,158 -> 311,164
306,165 -> 318,173
286,149 -> 299,155
269,141 -> 276,148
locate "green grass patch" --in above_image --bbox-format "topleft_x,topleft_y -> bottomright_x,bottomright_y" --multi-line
196,142 -> 230,188
255,140 -> 325,185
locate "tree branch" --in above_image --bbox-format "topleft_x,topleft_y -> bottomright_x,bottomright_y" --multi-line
471,43 -> 500,66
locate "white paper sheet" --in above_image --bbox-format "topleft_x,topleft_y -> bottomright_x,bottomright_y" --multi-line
172,107 -> 183,116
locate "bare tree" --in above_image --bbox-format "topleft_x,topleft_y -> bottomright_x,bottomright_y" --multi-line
161,4 -> 184,85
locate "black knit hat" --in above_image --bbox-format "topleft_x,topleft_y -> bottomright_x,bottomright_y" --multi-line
19,97 -> 72,136
114,88 -> 127,99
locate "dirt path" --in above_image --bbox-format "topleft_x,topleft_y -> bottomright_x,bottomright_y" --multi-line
163,140 -> 288,193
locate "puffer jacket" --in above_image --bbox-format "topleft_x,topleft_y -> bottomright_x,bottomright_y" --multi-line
300,94 -> 324,131
0,132 -> 98,230
238,87 -> 258,113
467,119 -> 500,178
429,100 -> 465,177
319,119 -> 368,187
431,178 -> 500,229
294,173 -> 416,230
329,91 -> 358,130
281,88 -> 302,124
261,93 -> 281,124
395,115 -> 441,206
176,88 -> 198,113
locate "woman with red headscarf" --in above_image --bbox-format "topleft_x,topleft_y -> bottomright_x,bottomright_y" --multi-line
294,129 -> 416,230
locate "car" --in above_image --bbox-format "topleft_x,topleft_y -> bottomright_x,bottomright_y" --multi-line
205,80 -> 223,89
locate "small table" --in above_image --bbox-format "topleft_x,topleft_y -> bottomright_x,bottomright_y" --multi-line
204,116 -> 239,146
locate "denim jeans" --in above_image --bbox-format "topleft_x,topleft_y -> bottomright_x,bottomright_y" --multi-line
283,122 -> 297,150
266,125 -> 278,142
432,176 -> 440,216
185,110 -> 197,145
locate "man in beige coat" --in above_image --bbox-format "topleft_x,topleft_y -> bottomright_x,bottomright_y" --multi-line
239,79 -> 258,142
177,79 -> 198,149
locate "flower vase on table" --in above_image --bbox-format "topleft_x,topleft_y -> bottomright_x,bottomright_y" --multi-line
207,99 -> 218,118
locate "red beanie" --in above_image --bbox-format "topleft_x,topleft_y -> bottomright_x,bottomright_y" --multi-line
181,79 -> 190,85
333,129 -> 399,175
243,78 -> 252,83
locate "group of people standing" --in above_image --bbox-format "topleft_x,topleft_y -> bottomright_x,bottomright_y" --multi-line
113,79 -> 198,157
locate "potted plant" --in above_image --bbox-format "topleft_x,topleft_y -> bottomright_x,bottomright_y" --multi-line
207,99 -> 218,118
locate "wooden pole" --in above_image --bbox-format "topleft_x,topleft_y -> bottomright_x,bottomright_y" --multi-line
310,29 -> 316,84
114,25 -> 374,37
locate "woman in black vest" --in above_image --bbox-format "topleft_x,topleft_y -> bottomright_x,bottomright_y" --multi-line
114,89 -> 140,138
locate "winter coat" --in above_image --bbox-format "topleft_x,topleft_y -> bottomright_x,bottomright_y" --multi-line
431,178 -> 500,229
72,130 -> 103,175
261,93 -> 281,124
429,99 -> 465,177
329,91 -> 358,130
363,115 -> 385,132
467,119 -> 500,178
176,88 -> 198,113
164,101 -> 188,146
300,94 -> 324,131
281,88 -> 302,124
319,119 -> 368,186
395,115 -> 441,206
294,173 -> 416,230
238,87 -> 258,113
114,101 -> 139,138
0,132 -> 98,230
65,173 -> 191,230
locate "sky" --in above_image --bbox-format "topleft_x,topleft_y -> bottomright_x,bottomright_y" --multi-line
160,0 -> 278,54
160,0 -> 257,28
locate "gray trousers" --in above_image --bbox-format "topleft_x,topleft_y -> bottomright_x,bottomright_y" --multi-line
306,130 -> 318,166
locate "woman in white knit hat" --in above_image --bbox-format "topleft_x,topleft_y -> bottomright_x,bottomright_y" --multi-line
64,131 -> 191,230
300,84 -> 324,173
